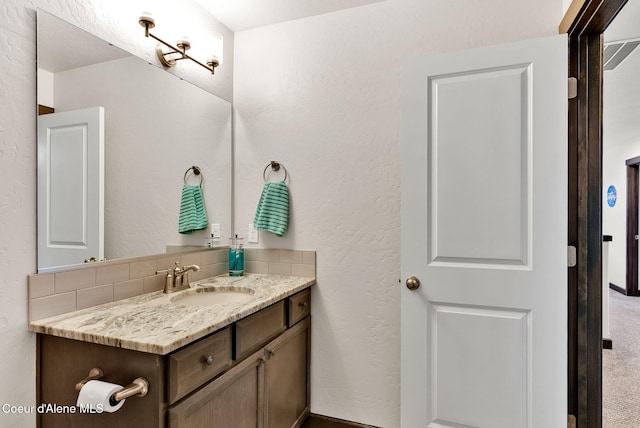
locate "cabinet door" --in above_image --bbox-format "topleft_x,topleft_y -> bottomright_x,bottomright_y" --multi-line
168,349 -> 265,428
264,317 -> 310,428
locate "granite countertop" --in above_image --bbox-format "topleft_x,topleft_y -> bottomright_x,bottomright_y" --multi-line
29,274 -> 315,355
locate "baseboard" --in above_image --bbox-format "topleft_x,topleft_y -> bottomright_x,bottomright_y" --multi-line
603,338 -> 613,349
309,413 -> 380,428
610,282 -> 627,295
294,409 -> 311,428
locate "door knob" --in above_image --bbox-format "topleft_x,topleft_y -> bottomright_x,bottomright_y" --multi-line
406,276 -> 421,291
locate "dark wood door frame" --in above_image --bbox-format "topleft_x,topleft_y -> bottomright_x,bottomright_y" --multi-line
566,0 -> 628,426
625,156 -> 640,296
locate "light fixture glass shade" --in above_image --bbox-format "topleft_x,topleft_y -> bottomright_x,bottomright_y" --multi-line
139,10 -> 154,23
208,33 -> 223,66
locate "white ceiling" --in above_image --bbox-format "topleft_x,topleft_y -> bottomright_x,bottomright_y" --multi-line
195,0 -> 386,31
603,0 -> 640,150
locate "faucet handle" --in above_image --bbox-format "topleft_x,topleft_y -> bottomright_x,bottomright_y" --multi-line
156,269 -> 171,276
173,261 -> 183,274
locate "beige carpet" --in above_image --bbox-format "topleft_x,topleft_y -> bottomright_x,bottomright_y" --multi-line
603,289 -> 640,427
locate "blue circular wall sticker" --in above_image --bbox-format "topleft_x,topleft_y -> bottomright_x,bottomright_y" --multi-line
607,185 -> 617,207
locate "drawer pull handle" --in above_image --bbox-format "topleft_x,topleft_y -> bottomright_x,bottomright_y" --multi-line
204,355 -> 214,365
298,302 -> 308,308
267,348 -> 277,356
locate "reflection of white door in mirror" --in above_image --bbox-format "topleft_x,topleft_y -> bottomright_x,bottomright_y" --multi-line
37,107 -> 104,272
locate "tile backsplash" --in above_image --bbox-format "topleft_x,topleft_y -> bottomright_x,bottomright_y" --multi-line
28,248 -> 316,322
244,249 -> 316,277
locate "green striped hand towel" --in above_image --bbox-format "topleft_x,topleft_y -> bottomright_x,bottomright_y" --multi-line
178,185 -> 209,234
253,181 -> 288,236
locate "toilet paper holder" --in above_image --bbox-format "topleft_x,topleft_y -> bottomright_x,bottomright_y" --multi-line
76,367 -> 149,403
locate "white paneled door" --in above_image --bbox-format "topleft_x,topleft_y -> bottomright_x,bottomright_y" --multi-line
37,107 -> 104,272
401,36 -> 567,427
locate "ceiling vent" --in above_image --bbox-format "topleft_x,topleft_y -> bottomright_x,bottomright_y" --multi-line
604,39 -> 640,71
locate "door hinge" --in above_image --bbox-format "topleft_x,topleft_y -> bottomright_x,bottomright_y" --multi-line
567,245 -> 577,267
568,414 -> 576,428
568,77 -> 578,99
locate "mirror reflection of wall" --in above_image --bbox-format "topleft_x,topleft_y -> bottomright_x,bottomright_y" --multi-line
36,10 -> 232,272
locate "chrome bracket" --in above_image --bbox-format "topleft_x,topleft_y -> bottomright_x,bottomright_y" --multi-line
568,77 -> 578,99
567,245 -> 577,267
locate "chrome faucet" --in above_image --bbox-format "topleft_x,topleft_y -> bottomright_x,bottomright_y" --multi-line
156,261 -> 201,294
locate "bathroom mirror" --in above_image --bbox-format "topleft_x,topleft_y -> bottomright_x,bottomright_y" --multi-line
36,10 -> 232,272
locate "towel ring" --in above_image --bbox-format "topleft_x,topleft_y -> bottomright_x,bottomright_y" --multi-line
263,161 -> 288,182
184,166 -> 203,186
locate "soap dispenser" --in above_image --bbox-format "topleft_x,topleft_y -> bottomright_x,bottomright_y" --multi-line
229,235 -> 244,276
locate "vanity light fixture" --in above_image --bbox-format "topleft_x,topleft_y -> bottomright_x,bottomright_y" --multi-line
138,12 -> 222,75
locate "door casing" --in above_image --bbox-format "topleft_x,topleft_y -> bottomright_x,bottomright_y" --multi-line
565,0 -> 628,426
624,156 -> 640,296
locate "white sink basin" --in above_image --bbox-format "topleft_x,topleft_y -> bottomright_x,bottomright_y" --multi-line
172,286 -> 255,307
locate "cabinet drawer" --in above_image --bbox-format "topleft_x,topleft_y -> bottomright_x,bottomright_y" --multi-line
288,289 -> 311,327
235,301 -> 286,360
168,327 -> 232,404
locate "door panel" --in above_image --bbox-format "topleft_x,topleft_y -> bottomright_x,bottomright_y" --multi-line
430,304 -> 529,427
49,125 -> 87,244
401,35 -> 567,428
430,65 -> 531,267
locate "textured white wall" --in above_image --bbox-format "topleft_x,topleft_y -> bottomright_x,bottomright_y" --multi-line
0,1 -> 231,426
233,0 -> 563,425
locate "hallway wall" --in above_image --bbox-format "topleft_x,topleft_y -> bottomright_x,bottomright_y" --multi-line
603,140 -> 640,289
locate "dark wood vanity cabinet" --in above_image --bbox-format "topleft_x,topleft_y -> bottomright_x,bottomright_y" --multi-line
168,317 -> 310,428
36,289 -> 311,428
